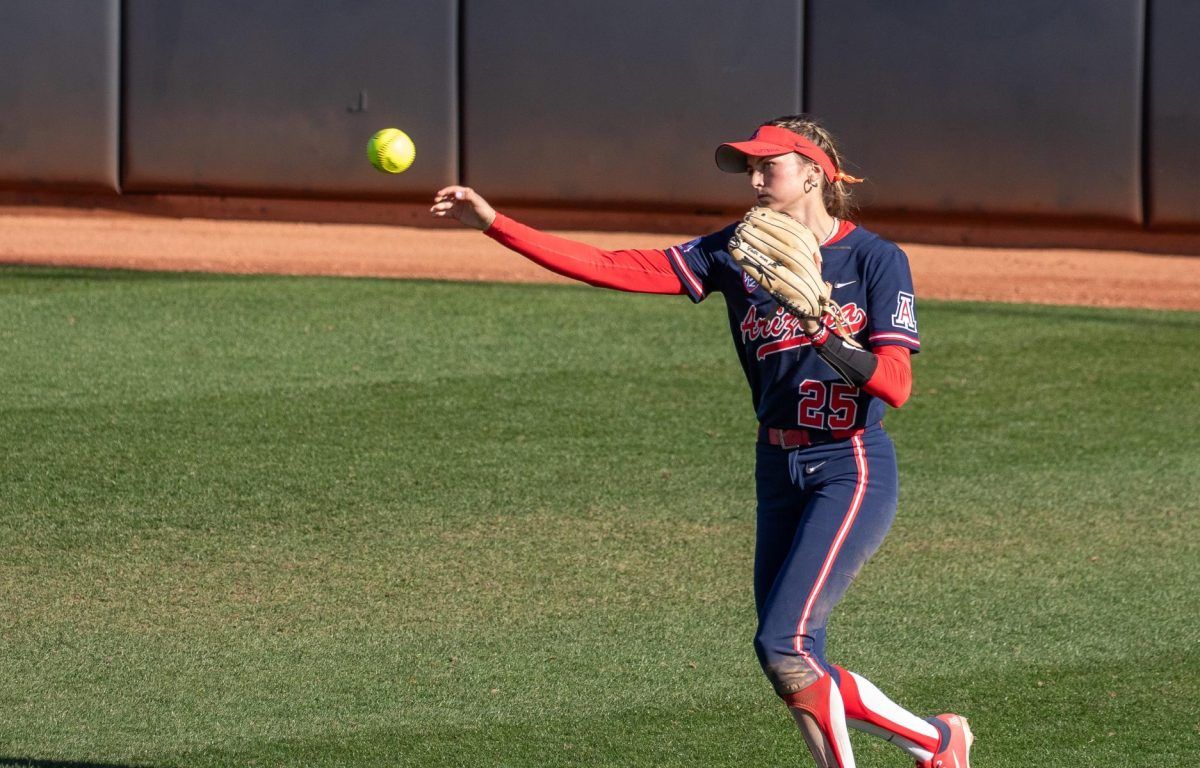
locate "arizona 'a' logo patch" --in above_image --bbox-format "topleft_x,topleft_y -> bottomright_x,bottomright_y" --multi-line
892,291 -> 917,332
742,271 -> 759,293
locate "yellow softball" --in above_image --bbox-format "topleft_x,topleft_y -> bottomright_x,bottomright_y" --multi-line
367,128 -> 416,174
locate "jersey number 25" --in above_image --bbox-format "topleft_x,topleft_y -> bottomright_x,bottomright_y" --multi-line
798,379 -> 859,431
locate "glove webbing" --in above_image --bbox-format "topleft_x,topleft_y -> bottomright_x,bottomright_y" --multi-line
823,299 -> 861,347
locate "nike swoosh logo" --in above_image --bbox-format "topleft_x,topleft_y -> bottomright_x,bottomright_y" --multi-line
833,281 -> 857,289
805,461 -> 827,475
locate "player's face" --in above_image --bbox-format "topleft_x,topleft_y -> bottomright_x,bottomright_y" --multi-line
747,153 -> 816,211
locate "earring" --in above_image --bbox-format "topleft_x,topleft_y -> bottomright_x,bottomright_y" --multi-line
803,179 -> 818,194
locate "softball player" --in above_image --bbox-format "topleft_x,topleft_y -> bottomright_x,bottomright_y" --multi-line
431,115 -> 972,768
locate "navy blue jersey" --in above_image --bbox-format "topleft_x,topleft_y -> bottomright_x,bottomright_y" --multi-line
665,222 -> 920,430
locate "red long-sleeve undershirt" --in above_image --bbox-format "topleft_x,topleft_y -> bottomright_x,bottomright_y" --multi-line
484,212 -> 912,407
861,345 -> 911,408
486,212 -> 685,294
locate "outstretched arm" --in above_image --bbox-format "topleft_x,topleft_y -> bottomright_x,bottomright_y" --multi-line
431,186 -> 685,295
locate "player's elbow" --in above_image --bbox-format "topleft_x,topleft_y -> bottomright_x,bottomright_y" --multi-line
865,346 -> 912,408
862,377 -> 909,408
877,382 -> 911,409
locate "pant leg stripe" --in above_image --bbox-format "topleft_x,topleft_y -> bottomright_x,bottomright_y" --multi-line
793,435 -> 870,674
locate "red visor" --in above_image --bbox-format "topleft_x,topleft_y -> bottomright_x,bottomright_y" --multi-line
715,125 -> 861,183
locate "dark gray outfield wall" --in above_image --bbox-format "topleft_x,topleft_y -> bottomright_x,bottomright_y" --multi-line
807,0 -> 1145,223
1148,0 -> 1200,227
0,1 -> 1196,228
464,0 -> 802,210
0,0 -> 120,192
122,0 -> 457,197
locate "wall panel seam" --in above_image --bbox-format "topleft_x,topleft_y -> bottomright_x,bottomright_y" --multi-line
1140,0 -> 1152,228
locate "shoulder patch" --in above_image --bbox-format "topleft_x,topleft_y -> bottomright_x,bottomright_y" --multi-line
892,291 -> 918,332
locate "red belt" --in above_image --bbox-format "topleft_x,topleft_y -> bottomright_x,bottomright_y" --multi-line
761,425 -> 866,449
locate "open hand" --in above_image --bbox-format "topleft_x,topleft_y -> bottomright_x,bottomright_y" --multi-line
430,186 -> 497,231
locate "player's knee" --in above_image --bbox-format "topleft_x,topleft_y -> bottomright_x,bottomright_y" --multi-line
754,634 -> 820,697
761,655 -> 821,697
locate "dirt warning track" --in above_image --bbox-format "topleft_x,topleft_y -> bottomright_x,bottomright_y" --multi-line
2,205 -> 1198,311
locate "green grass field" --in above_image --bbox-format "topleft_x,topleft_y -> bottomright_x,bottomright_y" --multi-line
1,265 -> 1197,767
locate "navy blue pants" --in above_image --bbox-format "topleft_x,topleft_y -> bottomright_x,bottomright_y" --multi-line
752,423 -> 898,695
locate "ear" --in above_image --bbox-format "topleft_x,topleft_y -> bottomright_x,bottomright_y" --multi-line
802,159 -> 823,185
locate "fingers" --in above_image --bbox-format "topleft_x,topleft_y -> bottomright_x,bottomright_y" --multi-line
735,228 -> 824,295
432,185 -> 473,207
742,209 -> 821,256
428,185 -> 495,230
434,185 -> 469,200
742,218 -> 819,262
731,250 -> 822,313
430,186 -> 470,217
731,235 -> 826,314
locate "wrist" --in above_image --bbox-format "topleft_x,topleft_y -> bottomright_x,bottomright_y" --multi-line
810,330 -> 877,387
480,208 -> 498,231
806,325 -> 830,346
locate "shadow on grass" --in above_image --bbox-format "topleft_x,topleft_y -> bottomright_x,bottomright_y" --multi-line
0,759 -> 155,768
0,265 -> 254,283
932,298 -> 1200,327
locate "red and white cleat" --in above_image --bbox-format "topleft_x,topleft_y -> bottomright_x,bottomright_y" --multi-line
918,714 -> 973,768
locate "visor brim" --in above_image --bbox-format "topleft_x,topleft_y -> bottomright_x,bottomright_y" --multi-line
714,141 -> 794,173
